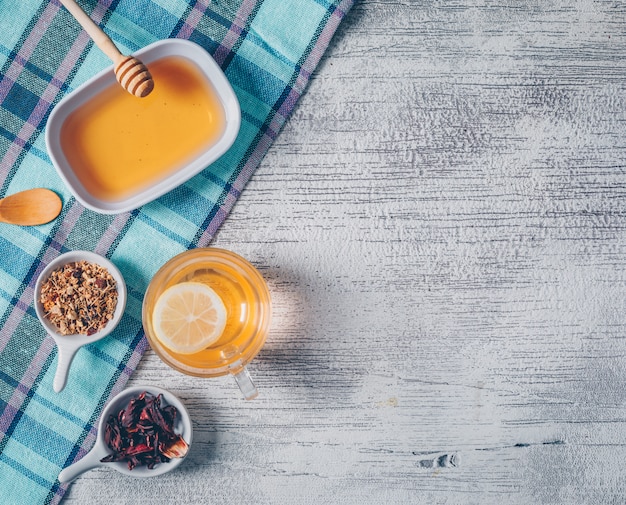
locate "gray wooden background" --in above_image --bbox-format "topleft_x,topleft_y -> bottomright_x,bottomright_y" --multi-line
64,1 -> 626,503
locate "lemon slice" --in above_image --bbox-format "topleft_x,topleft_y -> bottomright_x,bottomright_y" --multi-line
152,282 -> 227,354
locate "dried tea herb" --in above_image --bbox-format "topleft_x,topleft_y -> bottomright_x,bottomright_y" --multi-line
40,260 -> 118,336
100,391 -> 189,470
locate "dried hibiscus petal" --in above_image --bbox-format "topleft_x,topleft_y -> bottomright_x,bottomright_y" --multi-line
125,443 -> 153,456
103,416 -> 123,452
100,391 -> 189,470
160,435 -> 189,459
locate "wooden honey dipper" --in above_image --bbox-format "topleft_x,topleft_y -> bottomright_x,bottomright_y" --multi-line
59,0 -> 154,98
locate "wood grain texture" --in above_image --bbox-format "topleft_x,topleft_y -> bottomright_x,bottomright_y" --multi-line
64,1 -> 626,503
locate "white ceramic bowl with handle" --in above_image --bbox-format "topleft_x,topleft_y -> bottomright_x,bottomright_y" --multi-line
58,385 -> 193,482
34,250 -> 127,392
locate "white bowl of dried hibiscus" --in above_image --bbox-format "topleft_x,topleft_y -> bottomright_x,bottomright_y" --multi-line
58,386 -> 193,482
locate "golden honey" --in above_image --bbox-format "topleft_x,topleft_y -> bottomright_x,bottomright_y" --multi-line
60,56 -> 226,202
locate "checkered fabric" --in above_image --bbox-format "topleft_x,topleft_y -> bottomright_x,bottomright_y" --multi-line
0,0 -> 352,503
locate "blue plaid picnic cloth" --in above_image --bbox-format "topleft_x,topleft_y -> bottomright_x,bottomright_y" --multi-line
0,0 -> 352,503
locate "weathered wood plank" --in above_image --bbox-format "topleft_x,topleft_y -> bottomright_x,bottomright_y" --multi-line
64,1 -> 626,503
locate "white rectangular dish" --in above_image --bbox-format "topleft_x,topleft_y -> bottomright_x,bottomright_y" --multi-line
46,39 -> 240,214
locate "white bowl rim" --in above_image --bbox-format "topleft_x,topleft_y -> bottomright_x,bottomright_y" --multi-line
34,250 -> 127,344
45,38 -> 241,214
96,385 -> 193,477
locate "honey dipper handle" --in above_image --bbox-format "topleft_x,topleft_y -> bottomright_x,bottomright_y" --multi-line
58,0 -> 123,64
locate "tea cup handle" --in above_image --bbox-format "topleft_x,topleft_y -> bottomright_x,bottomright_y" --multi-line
232,366 -> 258,400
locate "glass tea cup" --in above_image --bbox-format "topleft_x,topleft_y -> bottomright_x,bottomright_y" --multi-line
142,248 -> 271,399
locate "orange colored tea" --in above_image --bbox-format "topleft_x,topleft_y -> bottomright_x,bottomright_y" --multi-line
142,249 -> 271,378
60,56 -> 226,201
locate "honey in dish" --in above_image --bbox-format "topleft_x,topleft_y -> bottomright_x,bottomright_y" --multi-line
60,56 -> 226,201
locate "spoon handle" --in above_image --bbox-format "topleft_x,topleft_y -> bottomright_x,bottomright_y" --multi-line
57,0 -> 154,97
53,340 -> 82,393
58,0 -> 123,64
58,443 -> 108,483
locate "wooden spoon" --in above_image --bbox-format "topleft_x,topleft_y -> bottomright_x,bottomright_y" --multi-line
0,188 -> 62,226
59,0 -> 154,98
